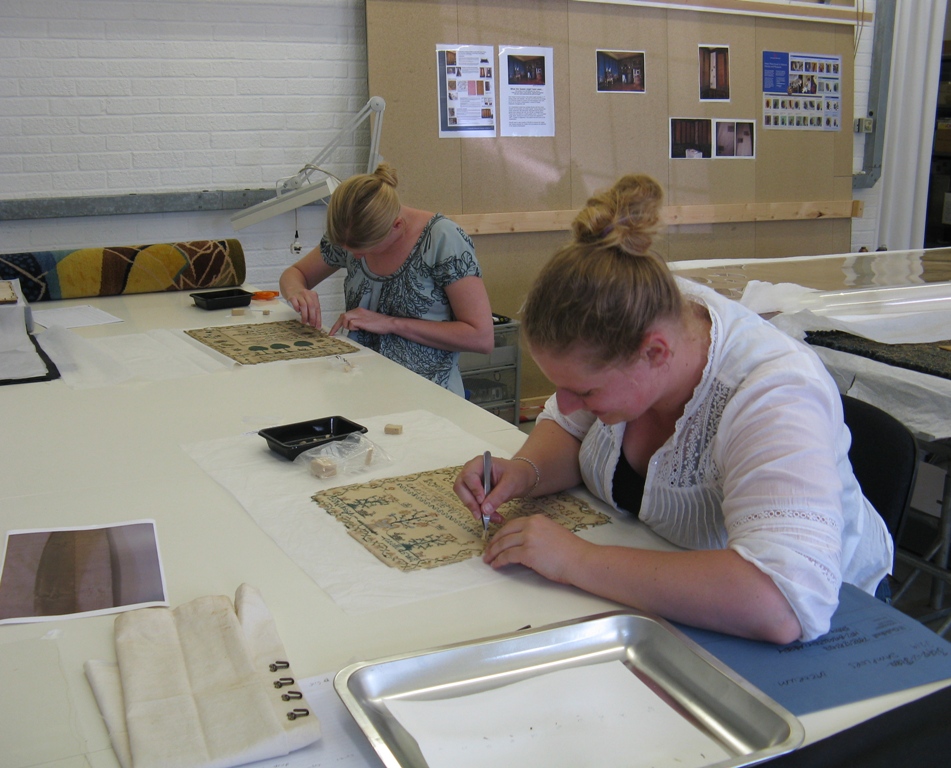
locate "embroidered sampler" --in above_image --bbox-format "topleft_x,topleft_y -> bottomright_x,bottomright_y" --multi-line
184,320 -> 358,365
312,465 -> 610,571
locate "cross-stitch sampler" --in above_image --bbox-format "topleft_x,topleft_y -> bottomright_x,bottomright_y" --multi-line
315,465 -> 608,571
184,320 -> 358,365
184,411 -> 679,613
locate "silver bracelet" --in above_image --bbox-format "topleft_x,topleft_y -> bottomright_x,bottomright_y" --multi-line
512,456 -> 541,498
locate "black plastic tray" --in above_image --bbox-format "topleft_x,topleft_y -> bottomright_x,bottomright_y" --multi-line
258,416 -> 368,459
190,288 -> 253,310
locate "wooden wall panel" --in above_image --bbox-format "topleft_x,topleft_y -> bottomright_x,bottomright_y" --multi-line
366,0 -> 463,212
456,1 -> 574,214
566,3 -> 669,208
666,11 -> 758,209
366,0 -> 859,399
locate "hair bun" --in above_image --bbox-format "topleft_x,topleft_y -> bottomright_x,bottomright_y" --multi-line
373,162 -> 399,188
571,173 -> 663,254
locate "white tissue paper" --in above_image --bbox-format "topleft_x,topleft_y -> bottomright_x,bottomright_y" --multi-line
37,326 -> 231,389
740,279 -> 951,344
84,584 -> 320,768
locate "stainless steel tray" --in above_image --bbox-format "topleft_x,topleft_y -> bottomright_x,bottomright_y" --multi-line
334,610 -> 804,768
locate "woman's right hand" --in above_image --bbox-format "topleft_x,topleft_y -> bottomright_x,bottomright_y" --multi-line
286,288 -> 322,328
453,455 -> 538,523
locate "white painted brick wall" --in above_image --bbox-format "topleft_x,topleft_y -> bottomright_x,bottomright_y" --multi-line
0,0 -> 367,316
0,0 -> 898,298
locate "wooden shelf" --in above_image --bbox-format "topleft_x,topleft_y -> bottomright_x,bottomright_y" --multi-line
453,200 -> 862,236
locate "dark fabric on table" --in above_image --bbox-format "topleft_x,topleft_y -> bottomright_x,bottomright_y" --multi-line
805,330 -> 951,380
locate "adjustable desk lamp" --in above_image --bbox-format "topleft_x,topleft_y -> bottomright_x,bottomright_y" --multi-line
230,96 -> 386,230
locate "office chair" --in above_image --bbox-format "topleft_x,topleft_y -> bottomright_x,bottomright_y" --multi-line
841,394 -> 918,540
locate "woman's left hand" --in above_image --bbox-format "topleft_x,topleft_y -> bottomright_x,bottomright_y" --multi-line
483,514 -> 591,585
330,308 -> 394,336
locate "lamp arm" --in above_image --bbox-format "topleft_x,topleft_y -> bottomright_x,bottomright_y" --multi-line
279,96 -> 386,195
230,97 -> 386,230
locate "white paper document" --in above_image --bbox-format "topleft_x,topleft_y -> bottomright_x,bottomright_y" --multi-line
387,661 -> 731,768
498,45 -> 555,137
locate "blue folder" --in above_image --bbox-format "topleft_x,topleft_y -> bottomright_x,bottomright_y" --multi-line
678,583 -> 951,716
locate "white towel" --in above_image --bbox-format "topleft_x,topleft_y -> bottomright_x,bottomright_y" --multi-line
85,584 -> 321,768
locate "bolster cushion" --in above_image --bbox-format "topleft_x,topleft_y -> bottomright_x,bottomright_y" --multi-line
0,239 -> 246,302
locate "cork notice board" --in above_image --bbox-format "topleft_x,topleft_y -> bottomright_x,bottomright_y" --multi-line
367,0 -> 858,397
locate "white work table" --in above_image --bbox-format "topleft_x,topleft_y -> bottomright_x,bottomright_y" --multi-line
1,288 -> 948,768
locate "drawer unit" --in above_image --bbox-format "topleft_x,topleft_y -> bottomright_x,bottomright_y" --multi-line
460,319 -> 521,425
465,368 -> 517,405
482,402 -> 518,424
458,322 -> 519,369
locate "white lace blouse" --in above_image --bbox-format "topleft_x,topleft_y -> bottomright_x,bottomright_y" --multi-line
537,278 -> 893,641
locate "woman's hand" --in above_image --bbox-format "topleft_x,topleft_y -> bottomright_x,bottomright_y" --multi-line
330,307 -> 394,336
453,455 -> 539,523
483,514 -> 592,585
279,248 -> 339,329
286,287 -> 323,328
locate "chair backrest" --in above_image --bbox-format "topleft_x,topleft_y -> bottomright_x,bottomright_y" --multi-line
841,394 -> 919,538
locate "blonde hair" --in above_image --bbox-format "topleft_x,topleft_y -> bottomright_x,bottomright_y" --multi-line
325,162 -> 401,249
522,173 -> 682,366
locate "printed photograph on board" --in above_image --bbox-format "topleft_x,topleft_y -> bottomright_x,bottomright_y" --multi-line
670,118 -> 713,159
436,43 -> 497,138
714,120 -> 755,158
507,53 -> 546,85
596,50 -> 645,92
699,45 -> 730,101
762,50 -> 842,131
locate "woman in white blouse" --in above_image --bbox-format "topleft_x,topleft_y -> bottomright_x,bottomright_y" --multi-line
454,173 -> 892,644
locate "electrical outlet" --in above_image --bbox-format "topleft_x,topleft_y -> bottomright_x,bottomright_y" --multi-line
853,117 -> 874,133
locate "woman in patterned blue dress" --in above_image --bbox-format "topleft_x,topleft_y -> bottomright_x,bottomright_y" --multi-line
280,163 -> 494,396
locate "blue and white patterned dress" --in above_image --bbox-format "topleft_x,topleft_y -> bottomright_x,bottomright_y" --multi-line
320,214 -> 482,396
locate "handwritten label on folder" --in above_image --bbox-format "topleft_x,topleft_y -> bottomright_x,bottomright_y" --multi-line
679,584 -> 951,716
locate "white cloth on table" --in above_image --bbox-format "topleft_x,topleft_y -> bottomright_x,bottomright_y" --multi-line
536,278 -> 893,642
84,584 -> 320,768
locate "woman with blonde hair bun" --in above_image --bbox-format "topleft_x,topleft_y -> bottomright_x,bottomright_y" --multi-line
455,173 -> 892,644
281,162 -> 493,396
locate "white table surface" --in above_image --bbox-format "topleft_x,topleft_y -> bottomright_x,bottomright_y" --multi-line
1,288 -> 947,768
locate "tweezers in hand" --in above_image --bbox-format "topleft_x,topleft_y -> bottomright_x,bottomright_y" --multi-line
482,451 -> 492,541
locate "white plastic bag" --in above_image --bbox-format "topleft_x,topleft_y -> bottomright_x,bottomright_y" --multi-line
293,432 -> 392,480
